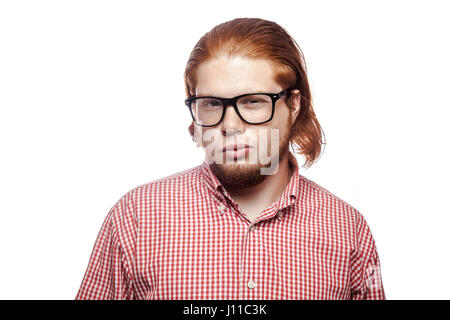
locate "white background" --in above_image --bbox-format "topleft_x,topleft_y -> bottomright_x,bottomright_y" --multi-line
0,0 -> 449,299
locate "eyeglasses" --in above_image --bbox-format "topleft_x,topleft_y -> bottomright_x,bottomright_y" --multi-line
184,88 -> 291,127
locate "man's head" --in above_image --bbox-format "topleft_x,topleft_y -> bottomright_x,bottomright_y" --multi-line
184,18 -> 325,189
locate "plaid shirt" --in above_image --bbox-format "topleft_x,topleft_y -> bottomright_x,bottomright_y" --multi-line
75,152 -> 385,300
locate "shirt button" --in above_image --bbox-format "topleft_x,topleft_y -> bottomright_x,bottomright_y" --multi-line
249,225 -> 255,232
277,211 -> 283,220
217,204 -> 226,213
247,280 -> 256,289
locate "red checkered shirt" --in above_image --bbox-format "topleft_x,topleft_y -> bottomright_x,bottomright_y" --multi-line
75,152 -> 385,300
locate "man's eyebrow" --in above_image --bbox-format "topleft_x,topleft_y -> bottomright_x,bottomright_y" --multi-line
196,90 -> 266,97
197,92 -> 228,97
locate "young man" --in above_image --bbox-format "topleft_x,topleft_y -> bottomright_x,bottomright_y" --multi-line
75,17 -> 385,300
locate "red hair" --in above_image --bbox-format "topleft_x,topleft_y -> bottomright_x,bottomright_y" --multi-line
184,17 -> 325,168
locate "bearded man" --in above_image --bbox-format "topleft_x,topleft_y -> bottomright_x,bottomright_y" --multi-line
76,17 -> 385,300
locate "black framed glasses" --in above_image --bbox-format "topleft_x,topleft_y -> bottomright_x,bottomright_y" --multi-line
184,88 -> 291,127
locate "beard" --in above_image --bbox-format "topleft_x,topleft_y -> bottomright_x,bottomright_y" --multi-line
209,124 -> 292,191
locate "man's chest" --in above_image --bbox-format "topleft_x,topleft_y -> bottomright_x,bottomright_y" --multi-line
131,211 -> 354,300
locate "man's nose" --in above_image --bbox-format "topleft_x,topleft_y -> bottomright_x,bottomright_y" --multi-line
220,104 -> 245,135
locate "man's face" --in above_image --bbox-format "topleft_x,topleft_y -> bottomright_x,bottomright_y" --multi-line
194,55 -> 299,190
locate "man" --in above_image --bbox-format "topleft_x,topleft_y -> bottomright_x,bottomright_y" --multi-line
75,17 -> 385,300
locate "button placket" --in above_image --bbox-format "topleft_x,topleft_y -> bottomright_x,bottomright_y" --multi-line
245,224 -> 257,293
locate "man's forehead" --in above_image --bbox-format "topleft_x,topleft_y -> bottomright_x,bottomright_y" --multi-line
194,55 -> 280,97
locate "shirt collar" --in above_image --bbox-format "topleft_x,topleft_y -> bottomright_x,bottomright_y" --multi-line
201,151 -> 300,215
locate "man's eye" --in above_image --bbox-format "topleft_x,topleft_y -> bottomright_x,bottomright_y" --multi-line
200,100 -> 221,107
243,96 -> 268,103
241,99 -> 265,106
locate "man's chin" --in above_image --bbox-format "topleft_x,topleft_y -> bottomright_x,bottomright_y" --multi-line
209,161 -> 268,190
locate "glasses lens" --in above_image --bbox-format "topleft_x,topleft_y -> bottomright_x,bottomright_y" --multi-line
191,98 -> 224,126
237,94 -> 273,123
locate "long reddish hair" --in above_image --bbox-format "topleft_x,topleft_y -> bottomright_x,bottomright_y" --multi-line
184,17 -> 326,169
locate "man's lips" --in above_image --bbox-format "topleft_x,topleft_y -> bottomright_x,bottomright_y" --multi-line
221,144 -> 251,159
222,144 -> 250,152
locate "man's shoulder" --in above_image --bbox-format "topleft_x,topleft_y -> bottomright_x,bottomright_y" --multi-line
99,165 -> 203,232
107,164 -> 203,217
297,174 -> 362,220
130,164 -> 203,196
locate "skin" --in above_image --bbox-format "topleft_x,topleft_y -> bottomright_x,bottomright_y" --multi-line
194,54 -> 301,222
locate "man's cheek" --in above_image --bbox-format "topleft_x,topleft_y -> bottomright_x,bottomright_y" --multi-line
201,129 -> 224,165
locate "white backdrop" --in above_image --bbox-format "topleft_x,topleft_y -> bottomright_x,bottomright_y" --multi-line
0,0 -> 449,299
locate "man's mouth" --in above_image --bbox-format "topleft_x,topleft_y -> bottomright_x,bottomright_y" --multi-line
222,144 -> 249,152
222,144 -> 251,159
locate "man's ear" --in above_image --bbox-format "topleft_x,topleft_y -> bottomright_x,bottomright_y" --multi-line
289,89 -> 301,122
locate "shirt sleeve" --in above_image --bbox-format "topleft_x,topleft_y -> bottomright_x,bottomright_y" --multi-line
350,212 -> 386,300
75,199 -> 135,300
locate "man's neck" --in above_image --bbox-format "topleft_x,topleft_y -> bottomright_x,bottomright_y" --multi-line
226,154 -> 293,222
